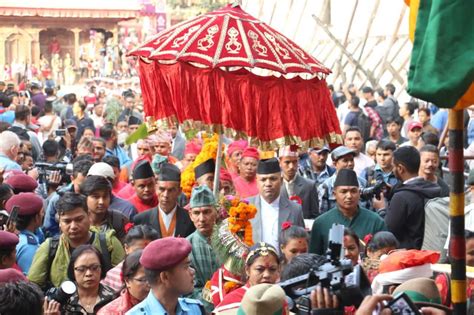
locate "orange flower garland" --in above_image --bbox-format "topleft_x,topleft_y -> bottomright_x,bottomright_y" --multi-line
223,281 -> 239,293
223,196 -> 257,246
180,133 -> 220,197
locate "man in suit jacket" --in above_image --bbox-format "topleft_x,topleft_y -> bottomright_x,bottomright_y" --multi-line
133,163 -> 195,238
170,124 -> 186,160
248,158 -> 305,250
279,146 -> 319,219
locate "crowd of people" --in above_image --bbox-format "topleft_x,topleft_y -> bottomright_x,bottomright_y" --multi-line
0,76 -> 472,315
2,28 -> 142,88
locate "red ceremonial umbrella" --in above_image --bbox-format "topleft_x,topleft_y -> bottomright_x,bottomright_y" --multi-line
129,3 -> 341,194
129,3 -> 341,149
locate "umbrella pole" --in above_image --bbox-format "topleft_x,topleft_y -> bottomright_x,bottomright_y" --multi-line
448,109 -> 467,314
213,132 -> 223,198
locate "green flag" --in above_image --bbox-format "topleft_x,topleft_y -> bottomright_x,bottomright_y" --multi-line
407,0 -> 474,107
125,123 -> 148,145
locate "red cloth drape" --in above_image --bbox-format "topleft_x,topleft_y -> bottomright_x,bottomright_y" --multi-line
139,60 -> 342,149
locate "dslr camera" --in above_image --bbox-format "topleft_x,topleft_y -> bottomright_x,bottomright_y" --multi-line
360,179 -> 388,201
279,224 -> 371,315
45,280 -> 77,305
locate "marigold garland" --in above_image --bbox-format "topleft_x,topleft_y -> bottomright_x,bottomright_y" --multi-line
221,196 -> 257,246
180,133 -> 220,197
223,281 -> 239,294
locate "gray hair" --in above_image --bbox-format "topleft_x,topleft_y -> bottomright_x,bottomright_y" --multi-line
365,140 -> 378,155
0,131 -> 21,155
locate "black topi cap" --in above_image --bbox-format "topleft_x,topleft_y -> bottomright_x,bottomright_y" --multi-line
334,169 -> 359,187
132,160 -> 154,180
158,163 -> 181,182
128,115 -> 142,126
257,158 -> 281,174
194,159 -> 215,179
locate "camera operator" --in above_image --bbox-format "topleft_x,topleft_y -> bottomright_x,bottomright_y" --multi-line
372,146 -> 441,249
57,119 -> 78,161
360,140 -> 399,213
35,140 -> 68,200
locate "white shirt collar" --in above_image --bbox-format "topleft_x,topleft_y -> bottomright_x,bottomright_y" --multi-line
261,196 -> 280,209
158,205 -> 177,230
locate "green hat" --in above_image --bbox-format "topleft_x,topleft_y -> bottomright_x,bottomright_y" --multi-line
392,278 -> 451,312
190,185 -> 216,208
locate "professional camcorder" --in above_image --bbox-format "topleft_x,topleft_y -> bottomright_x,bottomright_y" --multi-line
279,224 -> 371,315
35,161 -> 73,188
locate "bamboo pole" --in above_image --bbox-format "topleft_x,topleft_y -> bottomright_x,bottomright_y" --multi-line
213,132 -> 223,198
351,0 -> 380,83
448,109 -> 467,314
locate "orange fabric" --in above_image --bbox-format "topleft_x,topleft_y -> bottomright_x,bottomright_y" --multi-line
158,210 -> 177,237
379,250 -> 440,274
454,83 -> 474,110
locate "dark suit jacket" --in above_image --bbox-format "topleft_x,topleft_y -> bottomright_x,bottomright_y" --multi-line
133,205 -> 195,238
280,174 -> 319,219
247,195 -> 305,246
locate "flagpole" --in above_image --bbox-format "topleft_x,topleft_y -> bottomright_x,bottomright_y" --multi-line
448,109 -> 467,314
213,132 -> 223,198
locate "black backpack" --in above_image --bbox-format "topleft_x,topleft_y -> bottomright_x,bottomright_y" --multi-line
356,111 -> 372,141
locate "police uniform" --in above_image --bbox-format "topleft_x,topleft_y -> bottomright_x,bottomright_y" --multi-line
127,292 -> 203,315
16,229 -> 44,274
5,192 -> 44,274
126,237 -> 204,315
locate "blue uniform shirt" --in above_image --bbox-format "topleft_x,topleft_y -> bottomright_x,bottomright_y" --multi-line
126,291 -> 203,315
16,228 -> 45,275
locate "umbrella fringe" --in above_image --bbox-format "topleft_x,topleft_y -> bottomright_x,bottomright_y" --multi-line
148,115 -> 343,151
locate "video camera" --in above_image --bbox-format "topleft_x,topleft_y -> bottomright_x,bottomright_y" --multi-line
35,161 -> 73,188
279,224 -> 371,315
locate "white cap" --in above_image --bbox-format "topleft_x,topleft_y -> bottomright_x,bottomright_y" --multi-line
87,162 -> 115,180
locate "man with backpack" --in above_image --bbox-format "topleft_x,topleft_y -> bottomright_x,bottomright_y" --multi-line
376,83 -> 401,127
372,146 -> 441,249
28,192 -> 125,290
362,87 -> 384,140
80,175 -> 129,241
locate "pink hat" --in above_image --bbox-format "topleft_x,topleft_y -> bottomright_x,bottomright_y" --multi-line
278,145 -> 299,158
242,147 -> 260,160
227,140 -> 248,157
155,130 -> 172,144
184,141 -> 202,156
220,168 -> 232,182
408,121 -> 423,132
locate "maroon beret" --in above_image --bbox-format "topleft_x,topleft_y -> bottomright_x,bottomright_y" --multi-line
5,193 -> 43,216
5,174 -> 38,193
140,237 -> 192,271
0,231 -> 19,249
0,268 -> 27,284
